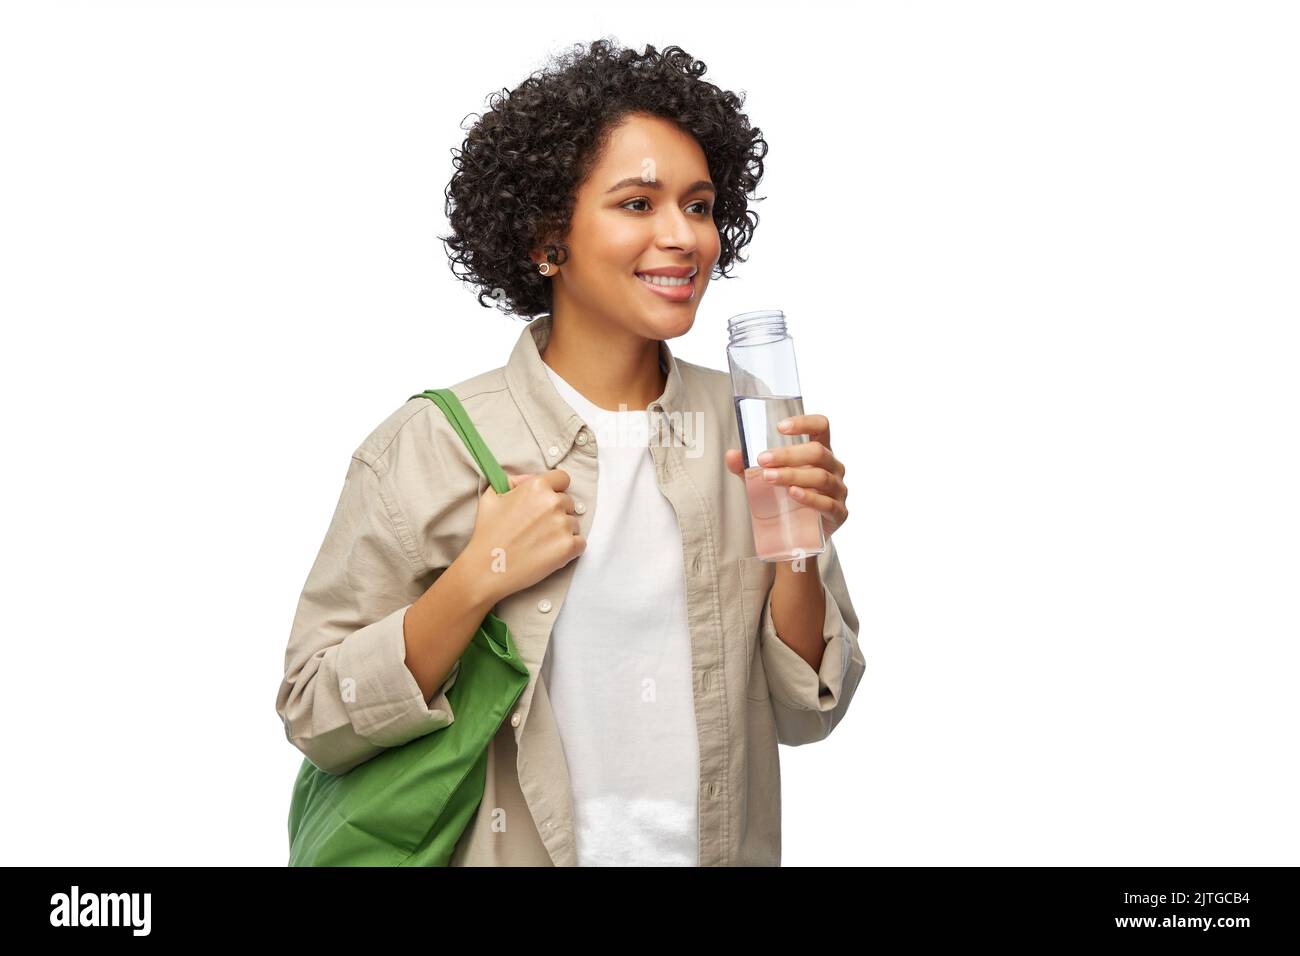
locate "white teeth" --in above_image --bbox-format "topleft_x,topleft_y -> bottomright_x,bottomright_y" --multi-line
637,273 -> 691,287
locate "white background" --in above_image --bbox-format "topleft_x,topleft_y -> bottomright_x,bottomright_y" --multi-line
2,0 -> 1295,866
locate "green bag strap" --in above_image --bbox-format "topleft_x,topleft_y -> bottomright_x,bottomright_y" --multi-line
408,388 -> 510,495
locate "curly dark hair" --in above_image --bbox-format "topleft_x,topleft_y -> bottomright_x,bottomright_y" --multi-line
440,38 -> 769,319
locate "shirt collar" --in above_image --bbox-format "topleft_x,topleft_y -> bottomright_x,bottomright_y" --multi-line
503,313 -> 695,466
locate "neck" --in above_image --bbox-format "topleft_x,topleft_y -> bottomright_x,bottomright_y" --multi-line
540,314 -> 667,412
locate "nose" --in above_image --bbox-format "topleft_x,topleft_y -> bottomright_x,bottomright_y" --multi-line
655,204 -> 698,253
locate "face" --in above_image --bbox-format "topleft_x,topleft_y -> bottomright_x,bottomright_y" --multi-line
534,112 -> 721,342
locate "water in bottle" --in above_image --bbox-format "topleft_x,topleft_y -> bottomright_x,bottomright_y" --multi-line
727,310 -> 826,563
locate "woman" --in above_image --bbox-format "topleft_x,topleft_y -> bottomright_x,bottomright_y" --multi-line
276,39 -> 865,866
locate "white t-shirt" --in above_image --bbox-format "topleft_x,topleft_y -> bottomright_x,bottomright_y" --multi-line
539,360 -> 700,866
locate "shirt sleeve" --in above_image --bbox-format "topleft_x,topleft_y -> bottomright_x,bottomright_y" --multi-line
757,536 -> 866,746
275,453 -> 460,776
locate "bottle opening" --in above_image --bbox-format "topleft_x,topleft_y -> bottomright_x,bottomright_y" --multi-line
727,310 -> 787,347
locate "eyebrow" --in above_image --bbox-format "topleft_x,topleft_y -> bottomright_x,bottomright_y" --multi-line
605,176 -> 716,196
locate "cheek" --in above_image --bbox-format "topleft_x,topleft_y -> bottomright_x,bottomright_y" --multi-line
568,208 -> 641,264
703,224 -> 722,264
582,226 -> 645,274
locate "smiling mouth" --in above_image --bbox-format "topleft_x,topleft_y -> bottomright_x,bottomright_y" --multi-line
634,270 -> 698,305
636,273 -> 694,287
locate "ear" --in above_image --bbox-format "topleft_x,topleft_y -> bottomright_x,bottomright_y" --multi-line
528,235 -> 552,268
530,237 -> 567,268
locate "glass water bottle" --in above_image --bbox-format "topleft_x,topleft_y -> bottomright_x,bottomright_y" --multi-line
726,310 -> 826,563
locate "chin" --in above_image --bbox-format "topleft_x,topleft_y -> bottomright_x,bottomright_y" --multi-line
645,311 -> 696,340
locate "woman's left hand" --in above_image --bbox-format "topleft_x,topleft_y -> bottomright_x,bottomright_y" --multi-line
724,413 -> 849,539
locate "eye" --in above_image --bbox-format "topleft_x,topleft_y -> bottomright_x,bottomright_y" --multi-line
620,198 -> 714,215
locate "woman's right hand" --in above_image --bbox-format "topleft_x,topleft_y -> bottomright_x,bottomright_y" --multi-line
457,469 -> 587,605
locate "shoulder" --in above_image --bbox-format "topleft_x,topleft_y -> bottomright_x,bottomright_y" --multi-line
351,366 -> 511,475
675,355 -> 733,410
679,357 -> 730,386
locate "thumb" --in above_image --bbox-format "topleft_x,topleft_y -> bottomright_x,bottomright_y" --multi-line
507,472 -> 534,490
724,449 -> 744,477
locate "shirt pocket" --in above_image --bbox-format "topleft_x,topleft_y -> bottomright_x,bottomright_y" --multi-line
737,555 -> 776,701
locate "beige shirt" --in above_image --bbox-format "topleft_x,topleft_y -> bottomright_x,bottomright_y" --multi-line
275,313 -> 866,866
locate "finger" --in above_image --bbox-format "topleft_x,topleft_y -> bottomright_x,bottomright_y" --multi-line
787,484 -> 848,531
762,464 -> 845,500
507,472 -> 535,489
757,441 -> 841,475
540,467 -> 571,492
776,413 -> 830,437
777,413 -> 831,450
724,448 -> 745,477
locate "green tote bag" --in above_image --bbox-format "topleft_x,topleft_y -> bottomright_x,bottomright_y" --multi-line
287,388 -> 531,866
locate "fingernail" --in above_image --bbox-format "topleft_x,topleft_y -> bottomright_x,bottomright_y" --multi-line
763,469 -> 778,481
778,418 -> 792,431
757,451 -> 774,465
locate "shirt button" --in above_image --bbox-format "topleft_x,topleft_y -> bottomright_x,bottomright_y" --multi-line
575,432 -> 587,445
547,445 -> 560,458
510,712 -> 521,727
574,501 -> 586,515
537,598 -> 553,613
